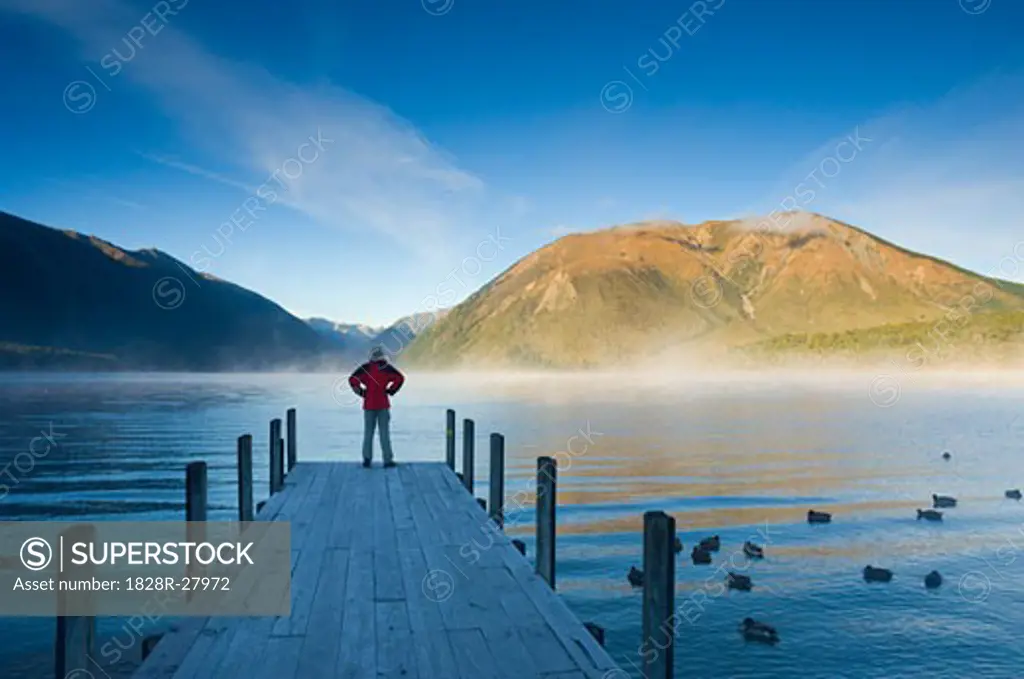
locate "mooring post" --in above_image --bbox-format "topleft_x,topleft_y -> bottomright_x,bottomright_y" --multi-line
462,418 -> 475,492
642,510 -> 676,679
536,456 -> 557,589
446,408 -> 456,470
489,433 -> 505,528
185,461 -> 208,593
269,418 -> 283,494
185,461 -> 208,522
286,408 -> 297,472
277,436 -> 285,485
55,524 -> 96,679
237,434 -> 254,522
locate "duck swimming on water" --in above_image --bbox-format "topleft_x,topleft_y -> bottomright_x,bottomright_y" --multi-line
739,617 -> 779,644
699,535 -> 721,552
691,546 -> 712,564
925,570 -> 942,588
627,566 -> 644,588
942,451 -> 952,460
932,494 -> 957,508
863,565 -> 893,583
807,510 -> 832,524
1006,489 -> 1022,500
743,541 -> 764,559
727,572 -> 753,591
917,509 -> 943,521
674,537 -> 683,554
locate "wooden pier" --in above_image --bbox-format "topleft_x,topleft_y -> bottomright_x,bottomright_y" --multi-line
128,411 -> 623,679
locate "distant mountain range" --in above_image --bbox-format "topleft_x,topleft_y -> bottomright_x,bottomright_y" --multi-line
4,210 -> 1021,371
306,312 -> 446,361
402,213 -> 1024,367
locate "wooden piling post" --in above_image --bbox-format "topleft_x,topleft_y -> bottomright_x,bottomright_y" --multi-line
446,409 -> 456,470
185,462 -> 208,593
462,418 -> 475,492
536,456 -> 556,589
55,524 -> 96,679
185,461 -> 208,522
269,418 -> 283,494
286,408 -> 297,472
642,510 -> 676,679
489,433 -> 505,528
277,437 -> 285,484
237,434 -> 254,522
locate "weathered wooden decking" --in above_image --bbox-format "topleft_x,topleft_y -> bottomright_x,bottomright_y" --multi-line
133,462 -> 621,679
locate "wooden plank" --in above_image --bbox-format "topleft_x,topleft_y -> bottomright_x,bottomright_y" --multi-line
348,463 -> 378,552
376,600 -> 418,679
397,547 -> 461,679
259,635 -> 304,678
374,466 -> 404,602
159,618 -> 238,678
131,619 -> 208,679
295,548 -> 350,678
270,540 -> 324,636
449,629 -> 501,679
336,549 -> 376,678
496,540 -> 617,676
403,484 -> 443,547
255,463 -> 314,521
272,464 -> 341,636
203,617 -> 277,677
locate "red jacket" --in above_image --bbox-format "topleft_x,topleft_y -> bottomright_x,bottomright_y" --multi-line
348,360 -> 405,410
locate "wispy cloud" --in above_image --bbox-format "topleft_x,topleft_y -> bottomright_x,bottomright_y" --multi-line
736,74 -> 1024,279
2,0 -> 486,259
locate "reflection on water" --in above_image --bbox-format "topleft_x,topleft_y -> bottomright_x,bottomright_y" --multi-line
1,372 -> 1024,678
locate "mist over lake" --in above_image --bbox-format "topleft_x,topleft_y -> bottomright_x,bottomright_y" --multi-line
2,371 -> 1023,678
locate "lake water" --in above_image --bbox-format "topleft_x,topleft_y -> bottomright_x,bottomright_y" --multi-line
2,371 -> 1024,679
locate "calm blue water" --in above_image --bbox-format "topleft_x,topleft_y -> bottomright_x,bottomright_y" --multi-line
2,372 -> 1024,678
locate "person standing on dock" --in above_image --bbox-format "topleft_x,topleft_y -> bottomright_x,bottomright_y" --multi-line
348,345 -> 405,468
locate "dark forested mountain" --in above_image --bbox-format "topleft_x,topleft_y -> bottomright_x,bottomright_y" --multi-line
0,211 -> 336,370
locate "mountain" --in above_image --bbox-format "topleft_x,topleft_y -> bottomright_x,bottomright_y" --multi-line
306,311 -> 448,362
374,311 -> 448,357
0,211 -> 336,370
403,213 -> 1024,368
306,318 -> 382,357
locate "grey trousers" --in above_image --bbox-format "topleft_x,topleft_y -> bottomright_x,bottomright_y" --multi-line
362,408 -> 394,464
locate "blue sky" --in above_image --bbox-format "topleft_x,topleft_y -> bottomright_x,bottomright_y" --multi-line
1,0 -> 1023,325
